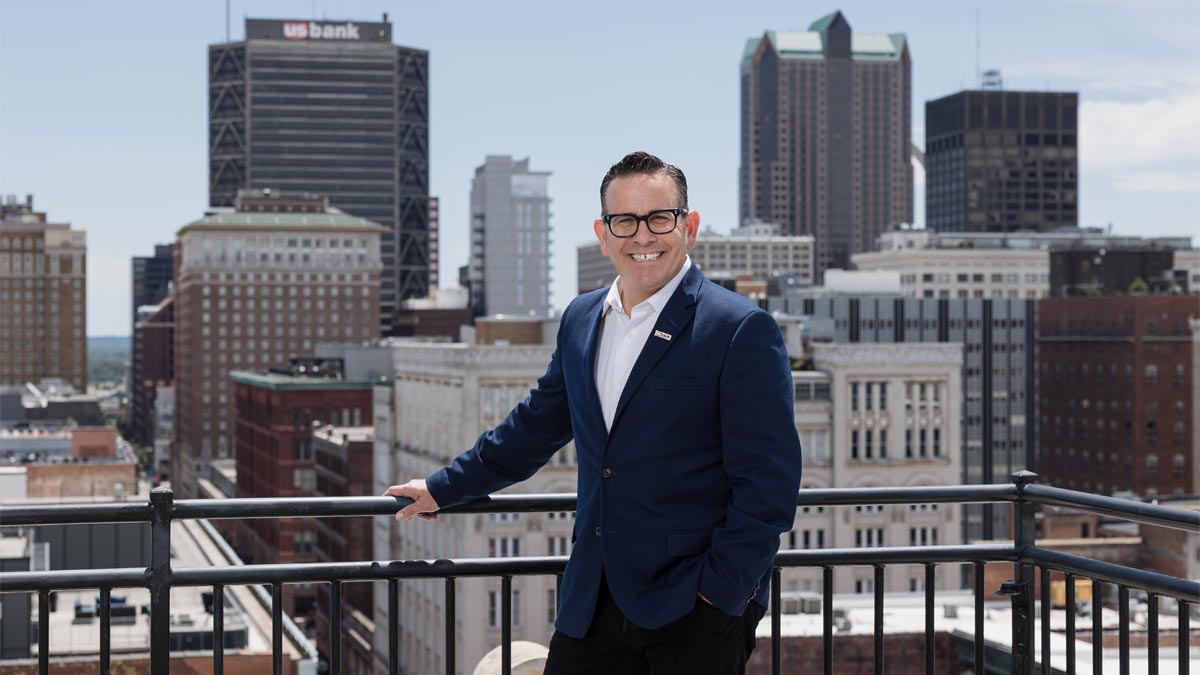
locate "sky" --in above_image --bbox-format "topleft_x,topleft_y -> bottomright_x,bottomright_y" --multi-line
2,0 -> 1197,337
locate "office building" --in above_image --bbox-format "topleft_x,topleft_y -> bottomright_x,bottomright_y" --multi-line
740,12 -> 912,274
129,296 -> 174,454
209,17 -> 430,333
926,90 -> 1078,232
773,293 -> 1036,542
313,424 -> 376,675
782,343 -> 964,595
1037,296 -> 1196,498
172,190 -> 384,499
0,195 -> 87,390
231,366 -> 375,618
853,227 -> 1196,299
131,244 -> 174,333
578,222 -> 814,294
466,156 -> 553,316
373,341 -> 576,674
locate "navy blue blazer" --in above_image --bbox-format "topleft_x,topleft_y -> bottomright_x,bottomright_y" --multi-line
426,264 -> 803,639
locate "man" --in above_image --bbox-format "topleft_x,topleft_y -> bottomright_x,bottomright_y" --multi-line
385,151 -> 802,674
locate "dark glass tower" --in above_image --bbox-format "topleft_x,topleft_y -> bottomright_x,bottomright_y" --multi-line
209,18 -> 430,333
131,243 -> 174,333
926,90 -> 1078,232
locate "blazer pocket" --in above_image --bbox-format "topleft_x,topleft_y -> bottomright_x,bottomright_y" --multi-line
666,530 -> 712,557
649,376 -> 706,391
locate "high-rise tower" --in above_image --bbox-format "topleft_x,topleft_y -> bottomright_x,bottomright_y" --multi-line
740,11 -> 912,276
208,18 -> 430,333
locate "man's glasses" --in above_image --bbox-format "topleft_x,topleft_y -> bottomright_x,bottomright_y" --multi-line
601,208 -> 687,238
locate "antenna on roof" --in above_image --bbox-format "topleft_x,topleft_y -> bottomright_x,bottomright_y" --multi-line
225,0 -> 230,42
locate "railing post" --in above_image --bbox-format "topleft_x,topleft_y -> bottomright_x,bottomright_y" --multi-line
1010,470 -> 1038,675
149,487 -> 174,675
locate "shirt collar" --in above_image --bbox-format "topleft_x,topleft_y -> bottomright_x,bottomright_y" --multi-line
602,256 -> 692,317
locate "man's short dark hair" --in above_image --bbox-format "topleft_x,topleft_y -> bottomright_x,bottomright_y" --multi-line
599,151 -> 688,214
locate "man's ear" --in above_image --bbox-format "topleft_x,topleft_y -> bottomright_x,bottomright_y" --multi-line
594,219 -> 609,256
684,210 -> 700,250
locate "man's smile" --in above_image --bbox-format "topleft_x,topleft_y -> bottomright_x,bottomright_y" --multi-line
631,252 -> 663,262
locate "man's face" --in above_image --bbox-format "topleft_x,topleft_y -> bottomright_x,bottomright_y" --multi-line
593,173 -> 699,311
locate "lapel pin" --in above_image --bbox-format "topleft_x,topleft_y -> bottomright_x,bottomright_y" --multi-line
653,330 -> 672,342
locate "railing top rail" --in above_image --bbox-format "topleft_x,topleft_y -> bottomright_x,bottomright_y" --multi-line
1026,546 -> 1200,603
795,484 -> 1017,506
0,485 -> 1023,527
773,543 -> 1018,566
0,501 -> 150,527
0,567 -> 148,593
1023,483 -> 1200,533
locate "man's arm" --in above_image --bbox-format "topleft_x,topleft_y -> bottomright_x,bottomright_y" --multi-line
385,341 -> 575,520
698,309 -> 803,614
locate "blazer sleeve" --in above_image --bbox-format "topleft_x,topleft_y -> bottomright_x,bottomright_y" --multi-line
425,333 -> 576,510
698,309 -> 803,614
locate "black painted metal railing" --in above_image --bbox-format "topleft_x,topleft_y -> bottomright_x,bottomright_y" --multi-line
1,471 -> 1196,675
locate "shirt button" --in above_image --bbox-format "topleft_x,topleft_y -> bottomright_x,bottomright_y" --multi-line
601,468 -> 613,478
594,527 -> 602,537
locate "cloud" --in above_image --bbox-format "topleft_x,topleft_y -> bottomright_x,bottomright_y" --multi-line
1111,171 -> 1200,193
1079,88 -> 1200,169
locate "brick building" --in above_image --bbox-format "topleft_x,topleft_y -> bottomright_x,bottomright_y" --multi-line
231,368 -> 374,618
0,194 -> 87,390
312,425 -> 375,675
1037,296 -> 1197,498
172,190 -> 384,499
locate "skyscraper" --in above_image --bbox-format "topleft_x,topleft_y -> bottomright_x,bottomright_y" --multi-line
0,195 -> 87,390
740,11 -> 912,276
925,90 -> 1078,232
208,18 -> 430,334
466,156 -> 553,317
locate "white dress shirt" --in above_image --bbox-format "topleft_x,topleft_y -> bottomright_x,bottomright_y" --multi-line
594,257 -> 692,431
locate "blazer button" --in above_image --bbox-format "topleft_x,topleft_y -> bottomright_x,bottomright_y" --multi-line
594,527 -> 602,537
601,467 -> 613,478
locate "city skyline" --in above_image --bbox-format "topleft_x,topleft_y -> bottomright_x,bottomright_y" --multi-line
2,0 -> 1197,336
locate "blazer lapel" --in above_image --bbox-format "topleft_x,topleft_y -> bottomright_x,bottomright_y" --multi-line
580,298 -> 609,443
608,265 -> 702,435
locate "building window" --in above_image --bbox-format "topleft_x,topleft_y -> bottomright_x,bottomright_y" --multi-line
855,579 -> 874,594
909,527 -> 938,546
1145,365 -> 1158,386
851,430 -> 859,460
851,383 -> 859,412
855,528 -> 884,548
488,537 -> 521,558
878,383 -> 887,411
879,429 -> 888,459
294,530 -> 315,555
292,469 -> 315,491
1173,455 -> 1186,479
865,383 -> 873,411
1146,455 -> 1158,478
547,588 -> 558,624
295,438 -> 313,461
547,536 -> 570,556
932,429 -> 942,457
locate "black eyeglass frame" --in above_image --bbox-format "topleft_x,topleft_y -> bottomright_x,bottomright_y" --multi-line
600,208 -> 689,238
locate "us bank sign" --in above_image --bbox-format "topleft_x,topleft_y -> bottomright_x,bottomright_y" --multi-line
283,21 -> 360,40
244,19 -> 392,43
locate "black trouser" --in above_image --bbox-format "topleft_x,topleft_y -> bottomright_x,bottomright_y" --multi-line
543,574 -> 766,675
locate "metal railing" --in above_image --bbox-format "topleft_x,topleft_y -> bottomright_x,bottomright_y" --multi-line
1,471 -> 1196,675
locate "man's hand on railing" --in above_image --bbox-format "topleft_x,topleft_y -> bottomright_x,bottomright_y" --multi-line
383,480 -> 442,521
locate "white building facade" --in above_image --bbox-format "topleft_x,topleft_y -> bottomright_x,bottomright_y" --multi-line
782,343 -> 964,595
577,223 -> 815,293
372,343 -> 575,675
